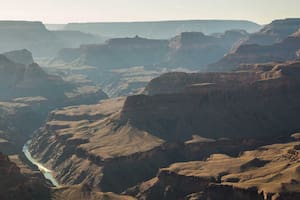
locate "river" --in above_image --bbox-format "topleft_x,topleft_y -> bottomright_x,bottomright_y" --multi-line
22,140 -> 60,187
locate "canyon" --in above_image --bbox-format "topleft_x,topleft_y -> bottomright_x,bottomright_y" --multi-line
28,61 -> 300,197
1,18 -> 300,200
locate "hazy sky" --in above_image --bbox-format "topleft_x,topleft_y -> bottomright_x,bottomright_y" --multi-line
0,0 -> 299,24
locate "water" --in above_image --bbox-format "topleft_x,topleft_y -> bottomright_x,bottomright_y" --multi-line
22,140 -> 60,187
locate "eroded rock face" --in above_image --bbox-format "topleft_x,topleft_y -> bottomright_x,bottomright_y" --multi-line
128,141 -> 300,200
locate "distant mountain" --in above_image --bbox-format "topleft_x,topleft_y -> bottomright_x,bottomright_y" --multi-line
54,30 -> 248,70
0,21 -> 104,57
208,28 -> 300,71
52,30 -> 105,48
51,30 -> 249,97
63,20 -> 261,39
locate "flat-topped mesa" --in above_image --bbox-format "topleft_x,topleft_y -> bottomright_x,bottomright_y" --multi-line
0,21 -> 48,31
143,71 -> 262,95
144,61 -> 300,96
62,36 -> 169,68
121,62 -> 300,141
106,36 -> 167,47
54,30 -> 248,70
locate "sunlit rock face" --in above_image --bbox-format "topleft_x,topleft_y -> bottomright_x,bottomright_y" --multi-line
127,140 -> 300,200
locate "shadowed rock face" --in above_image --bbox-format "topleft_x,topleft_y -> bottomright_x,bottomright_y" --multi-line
0,152 -> 51,200
0,102 -> 41,154
54,30 -> 248,70
208,30 -> 300,71
128,140 -> 300,200
123,62 -> 300,141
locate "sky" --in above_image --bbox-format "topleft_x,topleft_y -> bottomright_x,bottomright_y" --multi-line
0,0 -> 300,24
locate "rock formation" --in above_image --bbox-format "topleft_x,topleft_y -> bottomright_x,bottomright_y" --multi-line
127,140 -> 300,200
0,152 -> 51,200
2,49 -> 34,65
0,50 -> 108,104
54,30 -> 248,70
28,61 -> 300,195
0,102 -> 41,154
241,18 -> 300,46
208,29 -> 300,71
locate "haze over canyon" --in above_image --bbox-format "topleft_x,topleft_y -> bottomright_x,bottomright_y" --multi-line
0,1 -> 300,200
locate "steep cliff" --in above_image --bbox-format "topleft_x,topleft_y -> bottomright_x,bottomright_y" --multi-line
125,62 -> 300,141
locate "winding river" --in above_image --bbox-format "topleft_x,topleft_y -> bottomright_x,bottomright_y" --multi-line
22,140 -> 60,187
